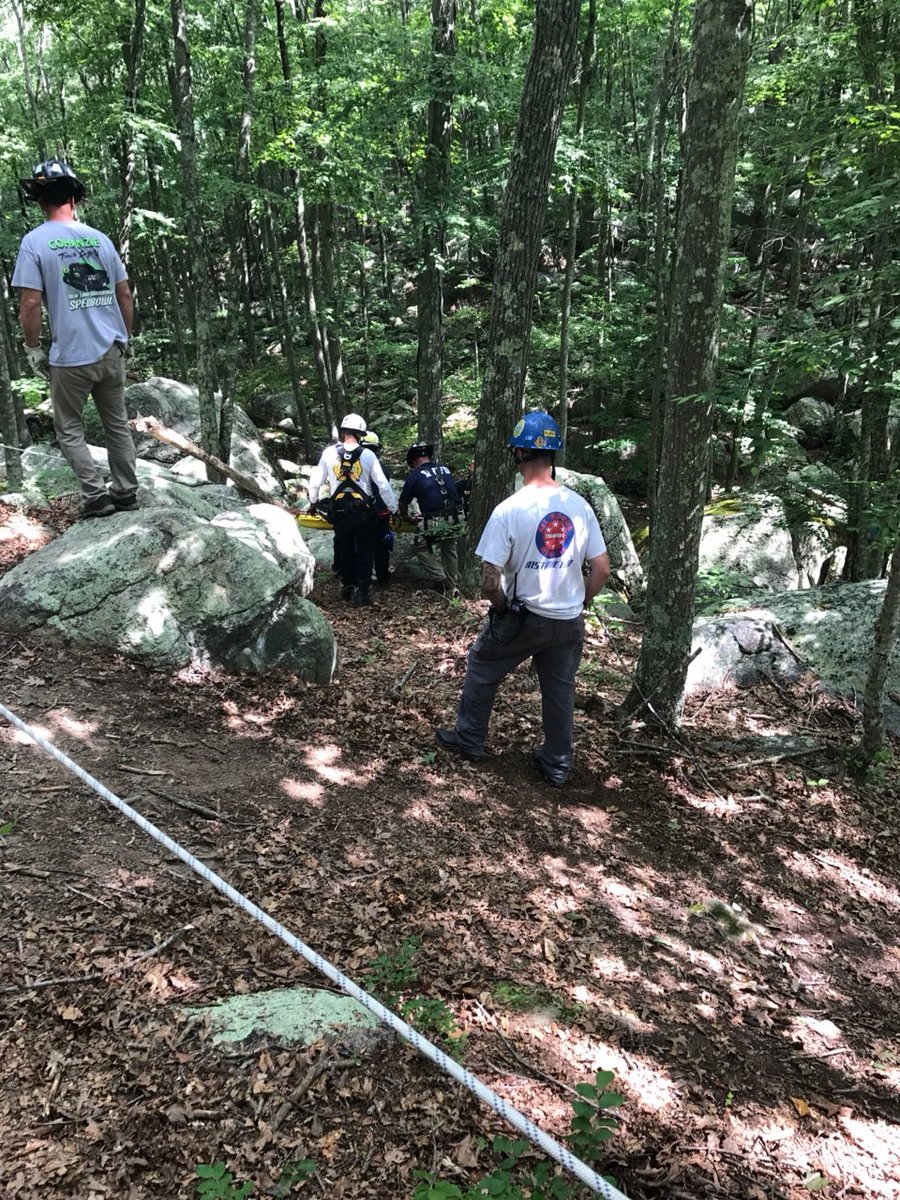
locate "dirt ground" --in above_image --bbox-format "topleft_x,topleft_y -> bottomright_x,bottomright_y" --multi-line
1,501 -> 899,1200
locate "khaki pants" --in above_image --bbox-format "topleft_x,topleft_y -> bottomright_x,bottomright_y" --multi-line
412,535 -> 460,590
51,343 -> 137,504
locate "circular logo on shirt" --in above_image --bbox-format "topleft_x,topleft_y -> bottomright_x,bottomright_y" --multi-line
535,512 -> 574,559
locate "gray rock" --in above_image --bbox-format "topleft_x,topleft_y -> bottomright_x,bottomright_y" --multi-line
553,467 -> 643,595
699,494 -> 798,591
244,390 -> 300,428
688,581 -> 899,728
124,376 -> 285,501
783,397 -> 834,447
0,503 -> 335,682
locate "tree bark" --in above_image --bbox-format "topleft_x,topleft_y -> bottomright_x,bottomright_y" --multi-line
416,0 -> 457,460
466,0 -> 580,571
170,0 -> 219,476
119,0 -> 146,280
557,0 -> 597,468
859,536 -> 900,767
0,321 -> 23,491
626,0 -> 752,728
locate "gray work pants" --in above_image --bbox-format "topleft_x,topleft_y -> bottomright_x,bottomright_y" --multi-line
453,609 -> 585,776
50,343 -> 138,504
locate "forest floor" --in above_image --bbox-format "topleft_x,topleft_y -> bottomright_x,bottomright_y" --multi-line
1,500 -> 899,1200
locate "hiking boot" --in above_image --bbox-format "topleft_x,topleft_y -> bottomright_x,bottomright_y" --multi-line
109,491 -> 139,511
530,748 -> 567,788
351,587 -> 373,607
341,585 -> 354,602
81,495 -> 115,519
436,727 -> 484,762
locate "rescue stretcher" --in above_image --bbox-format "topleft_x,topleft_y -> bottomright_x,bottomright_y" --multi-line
296,512 -> 420,534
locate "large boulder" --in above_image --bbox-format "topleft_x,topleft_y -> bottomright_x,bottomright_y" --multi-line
688,581 -> 898,728
783,397 -> 834,448
699,494 -> 798,591
122,377 -> 285,501
17,444 -> 247,520
0,504 -> 335,682
553,467 -> 643,595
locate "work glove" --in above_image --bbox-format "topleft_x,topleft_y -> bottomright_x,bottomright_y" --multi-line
24,343 -> 48,376
307,502 -> 318,517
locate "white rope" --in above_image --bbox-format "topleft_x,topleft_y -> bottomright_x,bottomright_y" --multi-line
0,700 -> 631,1200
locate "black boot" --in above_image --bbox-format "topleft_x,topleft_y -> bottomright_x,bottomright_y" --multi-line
341,584 -> 353,601
352,587 -> 373,608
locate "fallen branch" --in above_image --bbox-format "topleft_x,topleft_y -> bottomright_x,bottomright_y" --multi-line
389,663 -> 418,699
271,1056 -> 333,1132
129,415 -> 292,510
147,786 -> 223,821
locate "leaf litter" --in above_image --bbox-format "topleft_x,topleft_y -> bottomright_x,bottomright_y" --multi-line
1,503 -> 899,1198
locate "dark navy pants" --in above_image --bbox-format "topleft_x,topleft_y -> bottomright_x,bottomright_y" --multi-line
452,610 -> 585,778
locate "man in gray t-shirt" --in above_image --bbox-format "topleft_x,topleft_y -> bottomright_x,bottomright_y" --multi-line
13,159 -> 138,518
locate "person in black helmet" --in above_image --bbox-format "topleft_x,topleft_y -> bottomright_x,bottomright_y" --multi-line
13,159 -> 137,519
399,443 -> 464,596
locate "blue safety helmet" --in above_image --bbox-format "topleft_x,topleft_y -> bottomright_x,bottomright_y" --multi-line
508,411 -> 563,453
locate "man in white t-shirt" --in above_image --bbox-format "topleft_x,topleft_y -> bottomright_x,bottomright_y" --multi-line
13,159 -> 137,519
307,413 -> 398,607
437,412 -> 609,786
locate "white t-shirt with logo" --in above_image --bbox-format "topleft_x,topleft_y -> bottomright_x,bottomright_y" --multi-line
476,484 -> 607,619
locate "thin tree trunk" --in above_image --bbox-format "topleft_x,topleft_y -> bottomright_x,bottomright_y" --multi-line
858,537 -> 900,766
466,0 -> 580,573
11,0 -> 45,159
626,0 -> 752,728
261,205 -> 314,459
417,0 -> 457,460
0,322 -> 23,491
170,0 -> 219,476
646,0 -> 681,510
119,0 -> 146,279
557,0 -> 597,468
146,157 -> 189,383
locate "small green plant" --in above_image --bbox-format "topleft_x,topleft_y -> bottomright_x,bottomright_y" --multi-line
274,1158 -> 316,1195
0,817 -> 18,837
365,937 -> 421,1008
412,1070 -> 623,1199
195,1161 -> 254,1199
364,939 -> 464,1051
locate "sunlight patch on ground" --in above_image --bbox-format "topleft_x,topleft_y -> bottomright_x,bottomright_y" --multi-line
280,777 -> 325,805
7,710 -> 101,747
563,1021 -> 677,1112
301,743 -> 355,785
580,984 -> 656,1036
684,791 -> 746,817
779,846 -> 900,909
739,1107 -> 900,1197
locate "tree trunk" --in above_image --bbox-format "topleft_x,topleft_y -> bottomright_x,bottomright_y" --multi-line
119,0 -> 146,283
0,322 -> 23,491
261,205 -> 314,459
557,0 -> 597,468
416,0 -> 457,460
218,0 -> 259,464
146,157 -> 189,383
170,0 -> 219,476
646,0 -> 681,510
466,0 -> 580,572
626,0 -> 752,728
858,537 -> 900,767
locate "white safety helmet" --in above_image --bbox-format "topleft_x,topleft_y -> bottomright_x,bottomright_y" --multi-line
339,412 -> 367,434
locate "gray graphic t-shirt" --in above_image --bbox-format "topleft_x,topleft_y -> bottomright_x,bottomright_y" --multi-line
12,219 -> 128,367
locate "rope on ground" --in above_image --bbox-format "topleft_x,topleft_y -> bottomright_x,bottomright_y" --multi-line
0,699 -> 632,1200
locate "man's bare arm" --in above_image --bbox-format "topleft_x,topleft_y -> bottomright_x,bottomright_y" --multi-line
481,562 -> 506,611
115,280 -> 133,337
18,288 -> 43,347
584,552 -> 610,607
